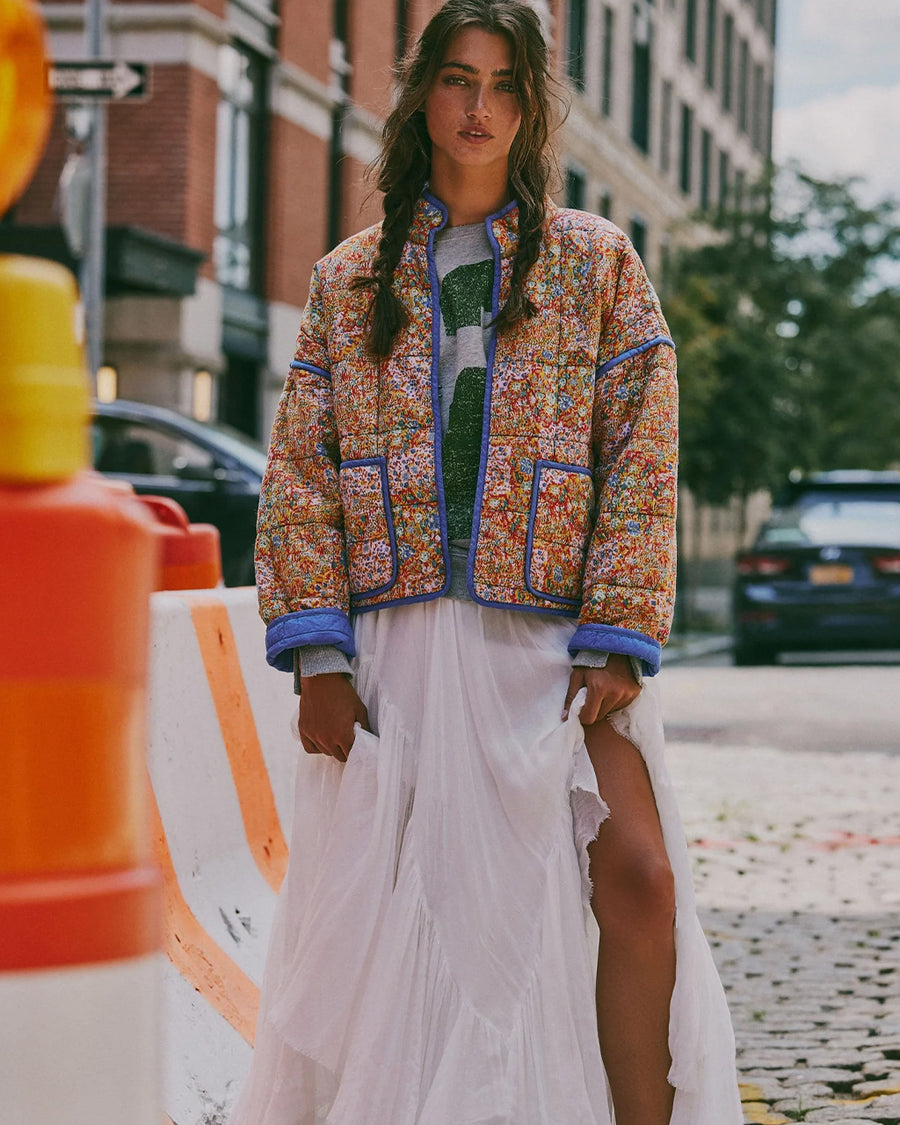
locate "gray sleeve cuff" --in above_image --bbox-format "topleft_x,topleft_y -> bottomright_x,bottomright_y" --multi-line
572,649 -> 643,686
292,645 -> 354,695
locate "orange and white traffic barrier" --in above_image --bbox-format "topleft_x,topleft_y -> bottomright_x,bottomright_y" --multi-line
137,494 -> 223,591
147,586 -> 296,1123
0,255 -> 163,1125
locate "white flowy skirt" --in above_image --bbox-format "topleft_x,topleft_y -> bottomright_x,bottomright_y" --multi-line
230,599 -> 742,1125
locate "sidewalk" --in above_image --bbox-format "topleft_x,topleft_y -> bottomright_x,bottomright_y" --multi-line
662,629 -> 733,665
668,735 -> 900,1124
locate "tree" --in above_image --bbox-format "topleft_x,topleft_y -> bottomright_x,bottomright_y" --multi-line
666,168 -> 900,510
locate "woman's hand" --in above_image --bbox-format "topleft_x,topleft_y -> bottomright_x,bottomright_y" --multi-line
562,654 -> 641,726
297,673 -> 371,763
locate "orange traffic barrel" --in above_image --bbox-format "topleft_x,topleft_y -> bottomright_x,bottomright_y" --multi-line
137,493 -> 223,590
0,255 -> 163,1124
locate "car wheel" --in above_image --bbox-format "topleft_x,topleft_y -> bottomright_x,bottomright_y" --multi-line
733,643 -> 778,667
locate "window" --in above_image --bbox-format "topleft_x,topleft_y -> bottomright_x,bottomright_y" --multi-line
93,420 -> 216,478
601,5 -> 614,116
214,44 -> 267,292
752,62 -> 765,151
631,6 -> 652,154
718,148 -> 730,209
660,79 -> 673,173
704,0 -> 717,88
684,0 -> 697,61
599,190 -> 613,219
765,77 -> 774,155
567,0 -> 588,92
737,38 -> 749,132
566,166 -> 587,210
721,13 -> 734,112
679,102 -> 694,196
700,128 -> 712,210
630,217 -> 647,261
735,168 -> 746,210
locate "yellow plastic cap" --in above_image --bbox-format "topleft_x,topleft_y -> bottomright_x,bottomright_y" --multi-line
0,255 -> 90,481
0,0 -> 52,216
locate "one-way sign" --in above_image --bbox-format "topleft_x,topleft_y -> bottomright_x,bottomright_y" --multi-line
47,61 -> 151,102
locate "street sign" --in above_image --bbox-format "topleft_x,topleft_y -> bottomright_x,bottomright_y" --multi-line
46,61 -> 150,102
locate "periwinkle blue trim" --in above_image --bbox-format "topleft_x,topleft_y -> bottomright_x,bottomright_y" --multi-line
597,335 -> 675,376
353,590 -> 578,621
352,584 -> 457,615
340,456 -> 398,602
289,360 -> 331,381
265,608 -> 355,672
465,201 -> 508,602
567,623 -> 661,676
422,193 -> 453,597
524,460 -> 593,606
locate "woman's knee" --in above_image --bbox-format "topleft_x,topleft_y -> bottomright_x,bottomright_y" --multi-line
591,846 -> 676,935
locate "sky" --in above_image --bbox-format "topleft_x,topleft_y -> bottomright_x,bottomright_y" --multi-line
772,0 -> 900,205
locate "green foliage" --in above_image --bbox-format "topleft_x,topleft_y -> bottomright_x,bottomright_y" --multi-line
664,167 -> 900,505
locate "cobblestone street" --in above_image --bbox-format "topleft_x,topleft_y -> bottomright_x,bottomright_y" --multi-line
663,666 -> 900,1125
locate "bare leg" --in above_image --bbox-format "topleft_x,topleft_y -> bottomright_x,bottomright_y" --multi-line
585,719 -> 676,1125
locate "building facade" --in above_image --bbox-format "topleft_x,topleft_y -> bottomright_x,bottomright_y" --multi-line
4,0 -> 774,440
560,0 -> 776,278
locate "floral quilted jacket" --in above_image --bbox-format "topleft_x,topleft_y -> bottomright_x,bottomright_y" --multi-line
257,193 -> 678,674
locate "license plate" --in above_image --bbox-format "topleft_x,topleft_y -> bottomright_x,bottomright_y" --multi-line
809,564 -> 854,585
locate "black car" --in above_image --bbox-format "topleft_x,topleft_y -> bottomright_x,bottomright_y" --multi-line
733,471 -> 900,665
92,400 -> 267,586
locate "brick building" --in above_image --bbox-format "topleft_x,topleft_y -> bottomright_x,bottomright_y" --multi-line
4,0 -> 774,440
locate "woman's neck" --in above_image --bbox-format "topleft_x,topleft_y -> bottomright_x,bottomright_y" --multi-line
429,158 -> 512,227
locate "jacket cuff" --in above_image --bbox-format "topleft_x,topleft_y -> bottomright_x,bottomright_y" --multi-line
265,608 -> 356,672
568,624 -> 661,676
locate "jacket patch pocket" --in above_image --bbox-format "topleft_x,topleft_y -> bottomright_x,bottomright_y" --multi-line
339,457 -> 397,599
525,461 -> 594,605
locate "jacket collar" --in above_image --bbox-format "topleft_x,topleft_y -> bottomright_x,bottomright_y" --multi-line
410,191 -> 522,258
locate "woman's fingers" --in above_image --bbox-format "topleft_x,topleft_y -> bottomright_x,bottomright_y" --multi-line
298,673 -> 368,760
562,668 -> 586,721
578,660 -> 641,727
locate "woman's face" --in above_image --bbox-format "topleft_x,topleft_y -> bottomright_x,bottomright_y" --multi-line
424,26 -> 523,179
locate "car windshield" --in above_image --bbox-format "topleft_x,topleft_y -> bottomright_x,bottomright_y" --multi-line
759,493 -> 900,548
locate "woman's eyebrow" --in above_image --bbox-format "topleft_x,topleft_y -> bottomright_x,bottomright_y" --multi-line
439,60 -> 513,77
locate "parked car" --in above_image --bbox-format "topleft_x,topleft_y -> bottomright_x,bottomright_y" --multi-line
732,471 -> 900,665
91,400 -> 267,586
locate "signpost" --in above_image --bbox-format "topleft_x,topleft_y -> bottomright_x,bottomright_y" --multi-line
44,0 -> 153,385
47,61 -> 150,102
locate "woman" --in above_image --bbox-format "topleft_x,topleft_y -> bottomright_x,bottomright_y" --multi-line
232,3 -> 741,1123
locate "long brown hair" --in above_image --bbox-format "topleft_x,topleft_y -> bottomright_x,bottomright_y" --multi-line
353,0 -> 563,359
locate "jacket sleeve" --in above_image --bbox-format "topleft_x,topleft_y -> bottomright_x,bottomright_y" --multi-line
568,241 -> 678,676
255,263 -> 353,671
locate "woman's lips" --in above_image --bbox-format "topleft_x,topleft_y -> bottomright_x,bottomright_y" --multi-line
459,128 -> 494,143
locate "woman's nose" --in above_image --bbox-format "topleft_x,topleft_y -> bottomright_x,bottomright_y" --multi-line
467,84 -> 491,118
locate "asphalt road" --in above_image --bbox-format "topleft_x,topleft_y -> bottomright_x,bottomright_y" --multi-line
659,660 -> 900,756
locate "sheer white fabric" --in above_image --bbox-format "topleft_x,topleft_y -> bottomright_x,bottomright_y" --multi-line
230,599 -> 741,1124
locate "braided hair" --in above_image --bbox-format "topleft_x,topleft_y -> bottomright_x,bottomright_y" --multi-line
352,0 -> 563,359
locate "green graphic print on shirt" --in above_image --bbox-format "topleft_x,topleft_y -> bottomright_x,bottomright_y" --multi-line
439,258 -> 493,541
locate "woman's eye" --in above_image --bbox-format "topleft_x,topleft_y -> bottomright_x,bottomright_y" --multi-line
496,82 -> 515,93
444,74 -> 467,86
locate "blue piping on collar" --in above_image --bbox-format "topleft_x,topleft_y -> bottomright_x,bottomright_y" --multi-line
424,195 -> 452,598
465,200 -> 505,601
423,189 -> 519,597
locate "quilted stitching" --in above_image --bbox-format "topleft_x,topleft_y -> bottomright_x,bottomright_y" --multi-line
256,197 -> 678,649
